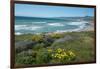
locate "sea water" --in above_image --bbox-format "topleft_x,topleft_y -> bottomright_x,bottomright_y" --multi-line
15,16 -> 89,35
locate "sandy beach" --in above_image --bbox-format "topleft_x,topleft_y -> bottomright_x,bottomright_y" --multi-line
82,21 -> 94,31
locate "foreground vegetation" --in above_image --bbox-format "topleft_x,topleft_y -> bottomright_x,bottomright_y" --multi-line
15,31 -> 95,65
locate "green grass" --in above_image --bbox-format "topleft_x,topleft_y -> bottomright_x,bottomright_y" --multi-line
15,34 -> 33,42
15,31 -> 95,65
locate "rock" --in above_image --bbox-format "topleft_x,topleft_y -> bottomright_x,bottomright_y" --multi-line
44,35 -> 54,43
54,35 -> 77,43
15,41 -> 35,47
15,41 -> 36,53
17,50 -> 34,56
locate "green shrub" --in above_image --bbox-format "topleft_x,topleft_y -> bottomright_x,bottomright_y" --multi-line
15,31 -> 95,65
16,56 -> 36,65
15,50 -> 38,65
33,43 -> 45,50
49,33 -> 64,39
32,34 -> 44,42
36,50 -> 52,64
15,34 -> 33,42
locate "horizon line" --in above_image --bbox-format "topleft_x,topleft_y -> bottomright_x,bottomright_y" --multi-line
15,15 -> 94,18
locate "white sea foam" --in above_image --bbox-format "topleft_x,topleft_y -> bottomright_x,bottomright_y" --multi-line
15,32 -> 22,35
67,21 -> 88,25
15,21 -> 89,34
31,26 -> 42,30
55,29 -> 78,33
48,23 -> 64,26
15,25 -> 27,30
55,23 -> 86,33
15,25 -> 42,31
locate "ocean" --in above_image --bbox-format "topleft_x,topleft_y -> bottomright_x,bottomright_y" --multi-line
15,16 -> 90,35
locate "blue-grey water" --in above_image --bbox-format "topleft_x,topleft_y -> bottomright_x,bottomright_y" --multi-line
15,16 -> 90,35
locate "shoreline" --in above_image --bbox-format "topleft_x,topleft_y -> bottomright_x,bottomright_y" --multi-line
81,21 -> 94,31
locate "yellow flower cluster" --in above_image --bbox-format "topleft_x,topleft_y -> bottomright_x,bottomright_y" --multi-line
48,48 -> 52,52
68,50 -> 76,57
48,48 -> 76,61
32,34 -> 43,42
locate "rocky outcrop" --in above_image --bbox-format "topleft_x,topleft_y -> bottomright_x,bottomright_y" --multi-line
54,35 -> 78,43
15,41 -> 36,53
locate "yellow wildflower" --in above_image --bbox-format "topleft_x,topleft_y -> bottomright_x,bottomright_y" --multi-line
68,51 -> 75,56
48,49 -> 52,52
58,56 -> 62,59
57,48 -> 62,53
63,52 -> 66,56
